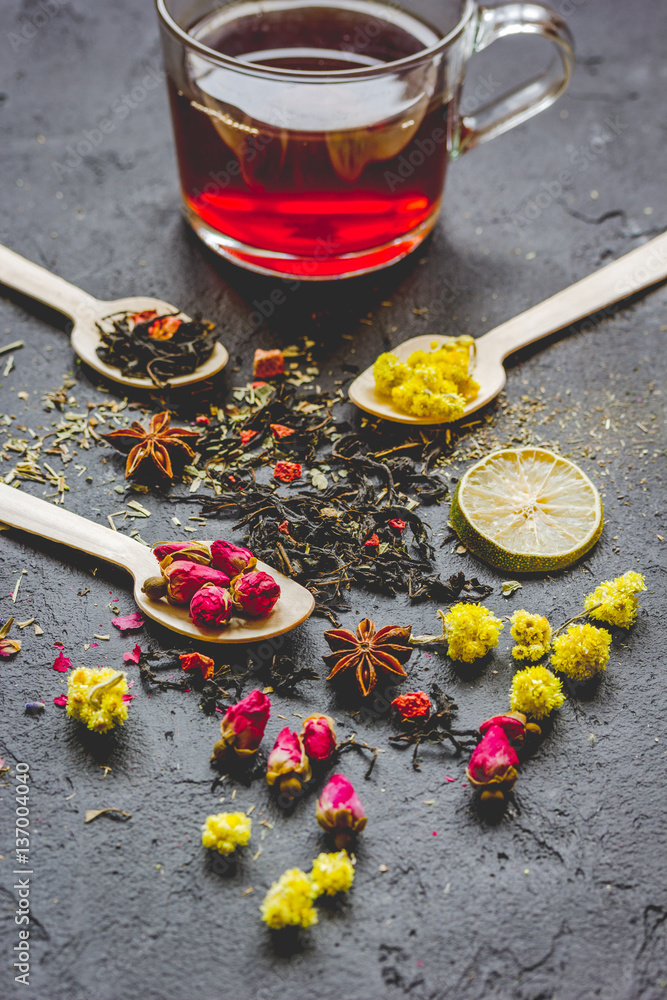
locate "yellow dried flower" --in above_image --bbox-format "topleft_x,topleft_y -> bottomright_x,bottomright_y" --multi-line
441,603 -> 503,662
66,666 -> 128,733
201,812 -> 251,856
373,338 -> 479,420
585,570 -> 647,627
510,610 -> 552,661
260,868 -> 317,930
510,665 -> 564,719
551,623 -> 611,681
310,850 -> 355,898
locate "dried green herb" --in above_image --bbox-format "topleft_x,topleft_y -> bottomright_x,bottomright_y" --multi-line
389,685 -> 480,770
96,311 -> 217,386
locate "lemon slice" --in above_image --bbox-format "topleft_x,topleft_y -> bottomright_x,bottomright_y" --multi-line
450,448 -> 603,572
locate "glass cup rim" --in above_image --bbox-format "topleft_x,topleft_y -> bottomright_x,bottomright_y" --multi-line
155,0 -> 477,81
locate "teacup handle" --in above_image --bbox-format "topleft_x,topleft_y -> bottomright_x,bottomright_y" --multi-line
457,3 -> 574,155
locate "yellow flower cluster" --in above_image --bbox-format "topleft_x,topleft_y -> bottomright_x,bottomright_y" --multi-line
310,851 -> 355,898
510,610 -> 552,661
373,337 -> 479,420
551,623 -> 611,681
260,869 -> 318,930
510,665 -> 564,720
201,812 -> 251,856
441,603 -> 504,663
66,667 -> 128,733
585,570 -> 647,628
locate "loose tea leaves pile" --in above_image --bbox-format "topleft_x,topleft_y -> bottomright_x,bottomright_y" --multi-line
96,310 -> 217,386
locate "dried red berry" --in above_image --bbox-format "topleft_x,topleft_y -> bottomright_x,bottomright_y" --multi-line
388,518 -> 406,531
364,534 -> 380,549
274,461 -> 302,483
270,423 -> 295,439
240,429 -> 258,445
253,349 -> 285,378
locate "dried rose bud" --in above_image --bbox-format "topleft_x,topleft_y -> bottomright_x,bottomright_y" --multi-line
130,309 -> 158,326
230,570 -> 280,618
210,539 -> 256,577
212,689 -> 271,760
190,585 -> 233,630
466,727 -> 519,803
479,711 -> 535,746
266,727 -> 312,797
316,774 -> 367,849
163,562 -> 230,605
152,541 -> 211,565
301,714 -> 337,763
253,348 -> 285,378
179,652 -> 215,679
142,575 -> 168,601
391,691 -> 431,721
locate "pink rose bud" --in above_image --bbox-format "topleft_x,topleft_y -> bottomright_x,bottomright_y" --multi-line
190,585 -> 233,629
479,711 -> 529,747
210,539 -> 257,577
466,727 -> 519,803
231,570 -> 280,618
266,727 -> 312,797
391,691 -> 431,721
301,714 -> 337,763
163,562 -> 230,605
212,689 -> 271,760
153,541 -> 211,565
316,773 -> 367,849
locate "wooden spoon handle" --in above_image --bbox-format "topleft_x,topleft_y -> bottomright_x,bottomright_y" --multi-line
0,244 -> 100,320
0,484 -> 147,576
476,230 -> 667,359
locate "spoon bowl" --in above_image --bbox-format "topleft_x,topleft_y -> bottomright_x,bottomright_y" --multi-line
0,244 -> 229,389
349,230 -> 667,424
0,484 -> 314,643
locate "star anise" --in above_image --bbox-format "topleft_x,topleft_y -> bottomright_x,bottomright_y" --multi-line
103,411 -> 200,480
323,618 -> 413,697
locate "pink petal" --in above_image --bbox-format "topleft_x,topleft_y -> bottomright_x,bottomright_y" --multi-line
123,644 -> 142,665
122,694 -> 135,702
112,612 -> 145,632
53,695 -> 68,707
52,651 -> 72,672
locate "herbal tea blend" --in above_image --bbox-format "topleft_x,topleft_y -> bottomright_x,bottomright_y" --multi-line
96,309 -> 217,386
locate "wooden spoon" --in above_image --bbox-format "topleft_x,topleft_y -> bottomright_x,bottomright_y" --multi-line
0,244 -> 229,389
348,230 -> 667,424
0,484 -> 314,643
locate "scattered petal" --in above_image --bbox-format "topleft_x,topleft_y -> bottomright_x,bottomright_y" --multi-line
52,650 -> 72,672
123,644 -> 142,665
112,612 -> 145,632
54,695 -> 68,707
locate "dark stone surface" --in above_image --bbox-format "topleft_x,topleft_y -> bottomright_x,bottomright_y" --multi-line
1,2 -> 666,998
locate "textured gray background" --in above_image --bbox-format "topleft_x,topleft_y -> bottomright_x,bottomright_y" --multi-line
1,1 -> 666,998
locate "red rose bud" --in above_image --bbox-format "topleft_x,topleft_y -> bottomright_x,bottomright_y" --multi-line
388,518 -> 406,531
253,348 -> 285,378
130,309 -> 158,326
210,539 -> 256,577
266,727 -> 312,797
274,461 -> 301,483
316,773 -> 367,849
212,689 -> 271,760
179,651 -> 215,680
301,714 -> 337,763
466,727 -> 519,803
364,534 -> 380,549
152,541 -> 211,565
163,562 -> 230,605
231,570 -> 280,618
190,585 -> 233,629
391,691 -> 431,721
479,711 -> 530,747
